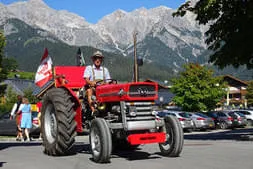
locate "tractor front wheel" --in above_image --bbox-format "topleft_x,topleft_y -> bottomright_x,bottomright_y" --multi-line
41,88 -> 77,156
89,118 -> 112,163
159,115 -> 184,157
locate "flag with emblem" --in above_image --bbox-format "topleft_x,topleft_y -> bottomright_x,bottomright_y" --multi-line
34,48 -> 53,87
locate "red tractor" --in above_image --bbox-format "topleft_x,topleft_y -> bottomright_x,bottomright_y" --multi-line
38,65 -> 183,163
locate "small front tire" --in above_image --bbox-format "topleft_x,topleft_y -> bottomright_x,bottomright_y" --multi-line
89,118 -> 112,163
159,116 -> 184,157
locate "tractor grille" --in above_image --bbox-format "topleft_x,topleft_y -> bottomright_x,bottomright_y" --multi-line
125,101 -> 155,121
129,85 -> 156,97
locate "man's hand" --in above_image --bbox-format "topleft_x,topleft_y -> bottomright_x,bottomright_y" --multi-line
90,81 -> 96,87
10,115 -> 13,120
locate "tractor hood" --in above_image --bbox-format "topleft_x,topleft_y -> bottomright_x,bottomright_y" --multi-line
96,82 -> 158,102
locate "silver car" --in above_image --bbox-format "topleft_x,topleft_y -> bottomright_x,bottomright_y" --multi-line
189,112 -> 215,130
227,111 -> 247,128
158,110 -> 193,132
234,110 -> 253,126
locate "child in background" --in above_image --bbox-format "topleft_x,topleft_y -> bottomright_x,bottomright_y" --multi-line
19,98 -> 32,141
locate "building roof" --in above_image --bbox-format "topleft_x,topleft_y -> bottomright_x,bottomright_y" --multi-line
223,75 -> 248,87
3,78 -> 40,96
144,79 -> 171,89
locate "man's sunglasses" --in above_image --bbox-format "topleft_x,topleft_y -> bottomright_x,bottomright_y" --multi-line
93,57 -> 102,60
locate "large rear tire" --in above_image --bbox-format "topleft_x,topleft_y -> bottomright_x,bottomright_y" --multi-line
41,88 -> 77,156
89,118 -> 112,163
159,116 -> 184,157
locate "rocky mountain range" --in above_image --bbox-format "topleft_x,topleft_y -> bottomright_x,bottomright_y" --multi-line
0,0 -> 252,80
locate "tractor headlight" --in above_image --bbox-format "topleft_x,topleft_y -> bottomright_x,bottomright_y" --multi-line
128,106 -> 137,116
98,103 -> 106,111
151,110 -> 158,116
151,106 -> 158,116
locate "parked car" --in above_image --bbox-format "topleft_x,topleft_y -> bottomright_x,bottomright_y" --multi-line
158,110 -> 194,132
0,112 -> 40,136
188,112 -> 215,130
227,111 -> 247,128
233,110 -> 253,126
206,111 -> 234,129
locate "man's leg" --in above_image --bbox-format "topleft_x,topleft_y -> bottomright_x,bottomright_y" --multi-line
87,88 -> 95,113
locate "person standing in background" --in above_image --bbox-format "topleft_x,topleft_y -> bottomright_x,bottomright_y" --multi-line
19,98 -> 32,141
10,95 -> 23,141
36,101 -> 42,140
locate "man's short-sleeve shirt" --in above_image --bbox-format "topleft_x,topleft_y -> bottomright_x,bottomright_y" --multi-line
83,65 -> 111,81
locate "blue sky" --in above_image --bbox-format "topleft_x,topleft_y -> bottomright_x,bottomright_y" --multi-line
1,0 -> 185,23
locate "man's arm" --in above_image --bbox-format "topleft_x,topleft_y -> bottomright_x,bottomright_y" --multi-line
10,103 -> 17,119
85,77 -> 96,87
83,65 -> 96,87
17,104 -> 24,114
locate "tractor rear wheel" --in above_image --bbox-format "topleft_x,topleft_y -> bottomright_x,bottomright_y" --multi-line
89,118 -> 112,163
159,115 -> 184,157
41,88 -> 77,156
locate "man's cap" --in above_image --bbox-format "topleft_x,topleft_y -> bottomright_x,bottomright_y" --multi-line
91,51 -> 104,58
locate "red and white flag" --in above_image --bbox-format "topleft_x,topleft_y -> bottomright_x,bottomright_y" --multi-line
35,48 -> 53,87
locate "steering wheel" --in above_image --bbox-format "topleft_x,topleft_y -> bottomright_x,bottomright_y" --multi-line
95,79 -> 117,86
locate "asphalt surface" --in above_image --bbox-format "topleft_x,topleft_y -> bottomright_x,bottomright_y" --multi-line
0,128 -> 253,169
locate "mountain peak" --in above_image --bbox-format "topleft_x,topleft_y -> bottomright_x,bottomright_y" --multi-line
9,0 -> 48,7
28,0 -> 47,6
104,9 -> 127,21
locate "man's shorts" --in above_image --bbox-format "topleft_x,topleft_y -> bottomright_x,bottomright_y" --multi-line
15,114 -> 22,126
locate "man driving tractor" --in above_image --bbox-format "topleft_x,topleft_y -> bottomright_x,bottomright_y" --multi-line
83,51 -> 111,116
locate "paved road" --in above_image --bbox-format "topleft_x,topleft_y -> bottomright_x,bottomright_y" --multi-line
1,128 -> 253,169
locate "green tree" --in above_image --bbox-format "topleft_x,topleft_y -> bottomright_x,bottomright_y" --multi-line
0,87 -> 18,114
2,57 -> 18,72
171,63 -> 226,111
23,87 -> 38,104
5,86 -> 18,104
246,80 -> 253,106
173,0 -> 253,69
0,31 -> 7,97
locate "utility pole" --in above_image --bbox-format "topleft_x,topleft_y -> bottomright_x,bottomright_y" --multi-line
133,31 -> 138,82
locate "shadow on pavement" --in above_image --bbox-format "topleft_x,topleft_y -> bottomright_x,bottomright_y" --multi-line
112,149 -> 161,161
184,127 -> 253,141
0,162 -> 7,168
72,142 -> 90,154
75,142 -> 161,162
0,142 -> 42,151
